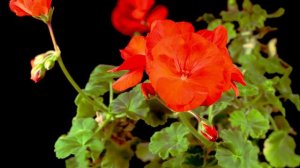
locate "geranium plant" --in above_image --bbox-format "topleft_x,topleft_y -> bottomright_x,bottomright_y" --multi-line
9,0 -> 300,167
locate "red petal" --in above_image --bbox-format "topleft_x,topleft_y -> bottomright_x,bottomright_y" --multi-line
141,83 -> 156,98
197,25 -> 228,49
146,5 -> 168,24
112,69 -> 144,92
121,36 -> 146,60
155,77 -> 207,112
147,20 -> 194,50
111,55 -> 146,72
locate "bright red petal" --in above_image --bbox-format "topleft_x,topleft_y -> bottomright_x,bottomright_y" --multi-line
121,36 -> 146,60
146,5 -> 168,24
113,69 -> 144,92
156,77 -> 207,112
111,55 -> 146,72
197,25 -> 228,49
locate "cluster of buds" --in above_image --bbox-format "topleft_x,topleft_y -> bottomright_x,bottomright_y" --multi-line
30,50 -> 59,83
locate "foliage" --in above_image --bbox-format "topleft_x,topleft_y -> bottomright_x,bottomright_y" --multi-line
10,0 -> 299,167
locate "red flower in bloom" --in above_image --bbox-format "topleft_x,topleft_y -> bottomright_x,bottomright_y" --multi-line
112,0 -> 168,36
110,36 -> 146,91
200,121 -> 218,142
9,0 -> 52,18
146,20 -> 227,111
197,26 -> 246,97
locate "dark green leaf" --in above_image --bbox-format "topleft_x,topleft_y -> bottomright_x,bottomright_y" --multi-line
196,13 -> 215,23
263,131 -> 300,167
149,122 -> 190,159
110,85 -> 149,119
273,115 -> 293,132
216,130 -> 261,168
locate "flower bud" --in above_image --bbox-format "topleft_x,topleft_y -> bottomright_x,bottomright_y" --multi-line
30,65 -> 45,83
200,121 -> 218,142
141,83 -> 156,99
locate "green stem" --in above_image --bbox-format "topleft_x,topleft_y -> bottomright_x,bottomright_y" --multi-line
178,113 -> 211,147
47,23 -> 108,112
269,115 -> 279,131
109,81 -> 114,104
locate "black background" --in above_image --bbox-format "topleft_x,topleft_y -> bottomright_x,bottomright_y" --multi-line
1,0 -> 299,167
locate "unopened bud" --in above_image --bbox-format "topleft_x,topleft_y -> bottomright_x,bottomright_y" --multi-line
30,65 -> 46,83
141,83 -> 156,99
200,121 -> 218,142
44,59 -> 55,70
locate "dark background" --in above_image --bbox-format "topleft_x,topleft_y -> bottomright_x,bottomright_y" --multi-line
1,0 -> 299,167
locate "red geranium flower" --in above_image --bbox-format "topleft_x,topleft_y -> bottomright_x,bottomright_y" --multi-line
9,0 -> 52,18
197,26 -> 246,98
146,20 -> 226,111
111,0 -> 168,36
110,36 -> 147,91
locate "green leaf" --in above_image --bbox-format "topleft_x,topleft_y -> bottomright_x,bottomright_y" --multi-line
55,118 -> 105,162
101,141 -> 134,168
273,115 -> 293,132
251,4 -> 268,28
55,136 -> 83,159
145,158 -> 162,168
110,85 -> 170,126
215,130 -> 261,168
136,143 -> 155,162
162,156 -> 184,168
149,122 -> 190,159
229,109 -> 269,138
258,57 -> 286,74
262,79 -> 286,115
110,85 -> 149,119
263,131 -> 300,167
196,13 -> 215,23
75,92 -> 104,118
74,65 -> 124,118
144,99 -> 171,127
268,8 -> 285,18
237,83 -> 259,97
65,157 -> 78,168
207,19 -> 222,30
223,22 -> 237,41
276,73 -> 300,111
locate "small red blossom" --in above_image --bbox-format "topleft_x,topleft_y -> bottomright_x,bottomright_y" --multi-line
9,0 -> 52,18
200,122 -> 218,142
110,36 -> 147,91
141,83 -> 156,98
111,0 -> 168,36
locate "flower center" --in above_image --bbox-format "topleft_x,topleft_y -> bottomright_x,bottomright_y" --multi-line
180,70 -> 190,80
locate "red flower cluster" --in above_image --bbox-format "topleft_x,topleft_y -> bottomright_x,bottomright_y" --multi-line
112,20 -> 245,112
112,0 -> 168,36
9,0 -> 52,17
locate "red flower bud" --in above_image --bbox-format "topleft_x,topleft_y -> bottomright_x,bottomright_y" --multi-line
141,83 -> 156,98
200,122 -> 218,142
